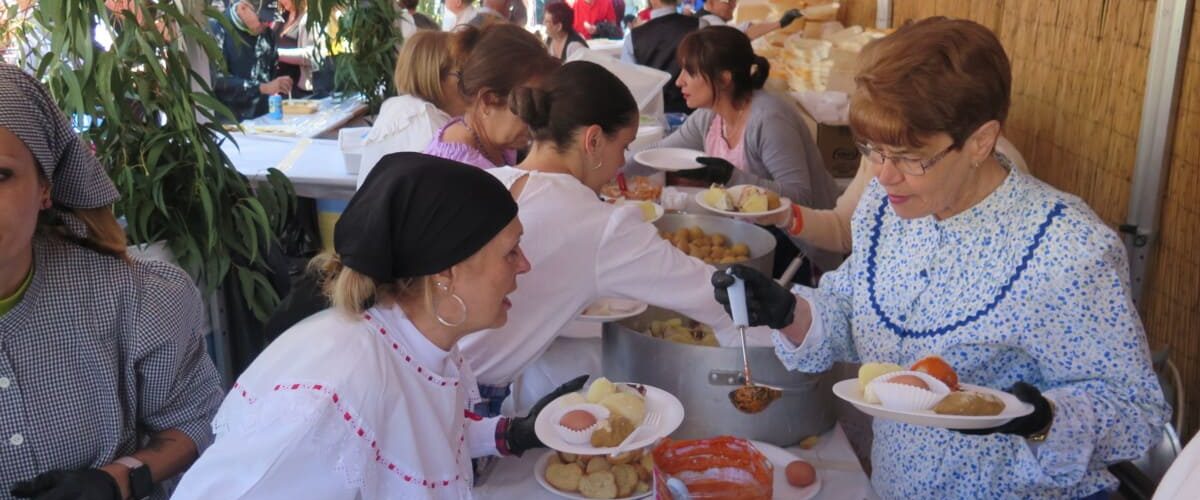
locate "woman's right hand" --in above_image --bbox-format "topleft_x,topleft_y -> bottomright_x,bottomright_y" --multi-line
259,76 -> 294,96
711,265 -> 796,329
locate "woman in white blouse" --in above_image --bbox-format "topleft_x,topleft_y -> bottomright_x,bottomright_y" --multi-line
174,154 -> 583,499
274,0 -> 321,94
357,30 -> 472,187
458,60 -> 739,415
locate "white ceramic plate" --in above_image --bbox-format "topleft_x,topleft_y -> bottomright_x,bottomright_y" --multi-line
578,298 -> 649,323
832,379 -> 1035,430
535,383 -> 685,456
693,185 -> 791,217
633,148 -> 705,171
532,450 -> 653,500
749,441 -> 822,500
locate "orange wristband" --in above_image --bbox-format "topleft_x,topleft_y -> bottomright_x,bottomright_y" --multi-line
788,204 -> 805,236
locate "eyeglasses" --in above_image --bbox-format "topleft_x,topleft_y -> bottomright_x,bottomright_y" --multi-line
855,141 -> 955,176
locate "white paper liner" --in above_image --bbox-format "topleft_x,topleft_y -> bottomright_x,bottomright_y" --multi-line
554,404 -> 610,445
868,371 -> 951,411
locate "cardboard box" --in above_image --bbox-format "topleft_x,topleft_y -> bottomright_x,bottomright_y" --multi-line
799,109 -> 861,179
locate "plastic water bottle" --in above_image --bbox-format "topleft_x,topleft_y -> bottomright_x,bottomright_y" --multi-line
268,95 -> 283,121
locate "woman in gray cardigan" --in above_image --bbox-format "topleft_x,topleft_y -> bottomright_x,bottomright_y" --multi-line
626,27 -> 841,271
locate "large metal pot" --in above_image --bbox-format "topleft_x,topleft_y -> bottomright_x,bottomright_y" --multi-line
602,306 -> 836,447
654,213 -> 776,276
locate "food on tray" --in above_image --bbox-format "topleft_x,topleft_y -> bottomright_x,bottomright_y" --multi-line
579,471 -> 618,499
591,414 -> 636,447
700,185 -> 781,213
637,201 -> 658,222
657,226 -> 751,265
561,409 -> 599,431
933,391 -> 1005,416
601,176 -> 662,201
546,461 -> 585,492
645,317 -> 718,347
281,99 -> 320,115
785,460 -> 817,488
544,449 -> 655,499
867,370 -> 951,411
600,392 -> 646,424
652,436 -> 773,500
858,362 -> 904,404
910,355 -> 960,391
587,378 -> 618,403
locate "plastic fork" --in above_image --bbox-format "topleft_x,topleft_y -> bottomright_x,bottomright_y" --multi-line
609,411 -> 661,458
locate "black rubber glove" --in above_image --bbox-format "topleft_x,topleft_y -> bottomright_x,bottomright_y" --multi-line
779,9 -> 802,28
11,469 -> 122,500
955,382 -> 1054,438
504,374 -> 589,456
711,264 -> 796,329
673,157 -> 735,185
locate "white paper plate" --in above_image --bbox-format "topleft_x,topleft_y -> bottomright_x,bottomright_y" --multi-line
633,148 -> 705,171
832,379 -> 1035,430
578,299 -> 649,323
535,383 -> 685,455
749,441 -> 822,500
532,450 -> 653,500
694,185 -> 791,217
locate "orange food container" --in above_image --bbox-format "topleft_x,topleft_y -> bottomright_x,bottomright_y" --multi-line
651,436 -> 774,500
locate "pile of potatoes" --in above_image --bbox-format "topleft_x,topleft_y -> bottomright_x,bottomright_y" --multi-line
647,317 -> 718,347
658,226 -> 751,265
544,449 -> 655,499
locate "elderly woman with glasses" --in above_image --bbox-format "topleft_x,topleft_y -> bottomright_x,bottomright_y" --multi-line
710,17 -> 1167,499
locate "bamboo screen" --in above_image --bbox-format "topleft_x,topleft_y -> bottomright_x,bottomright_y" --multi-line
837,0 -> 1198,439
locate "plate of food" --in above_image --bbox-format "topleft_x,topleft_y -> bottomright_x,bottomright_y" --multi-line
833,356 -> 1035,429
535,378 -> 685,456
600,176 -> 663,202
611,200 -> 664,223
535,448 -> 655,499
749,441 -> 821,500
694,185 -> 790,217
579,299 -> 649,322
282,99 -> 320,115
632,148 -> 705,172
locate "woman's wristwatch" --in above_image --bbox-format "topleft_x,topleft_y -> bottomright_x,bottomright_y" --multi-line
114,457 -> 153,500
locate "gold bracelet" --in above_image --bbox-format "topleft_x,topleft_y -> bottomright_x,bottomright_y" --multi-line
1027,398 -> 1056,442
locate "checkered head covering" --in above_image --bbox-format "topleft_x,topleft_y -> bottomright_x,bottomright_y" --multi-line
0,63 -> 120,209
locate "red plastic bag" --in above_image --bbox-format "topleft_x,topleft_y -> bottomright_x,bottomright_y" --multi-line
651,436 -> 773,500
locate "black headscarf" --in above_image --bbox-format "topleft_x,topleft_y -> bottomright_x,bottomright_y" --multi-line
336,153 -> 519,282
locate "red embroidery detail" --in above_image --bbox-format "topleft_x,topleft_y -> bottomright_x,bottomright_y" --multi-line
343,412 -> 352,421
274,384 -> 281,390
313,384 -> 322,390
392,343 -> 398,350
357,429 -> 365,437
332,393 -> 339,403
443,481 -> 450,486
417,367 -> 423,373
291,384 -> 300,389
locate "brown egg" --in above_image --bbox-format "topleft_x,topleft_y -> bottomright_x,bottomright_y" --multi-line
785,460 -> 816,487
887,374 -> 929,390
559,410 -> 597,431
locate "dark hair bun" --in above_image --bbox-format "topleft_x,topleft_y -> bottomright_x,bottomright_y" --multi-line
511,86 -> 553,129
750,56 -> 771,90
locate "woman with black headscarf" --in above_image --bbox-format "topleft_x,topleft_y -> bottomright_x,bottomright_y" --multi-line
0,63 -> 223,500
173,153 -> 583,499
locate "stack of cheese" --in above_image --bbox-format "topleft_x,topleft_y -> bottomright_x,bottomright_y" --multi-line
754,25 -> 889,94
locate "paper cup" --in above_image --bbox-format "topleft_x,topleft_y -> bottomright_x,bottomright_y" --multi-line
868,371 -> 951,411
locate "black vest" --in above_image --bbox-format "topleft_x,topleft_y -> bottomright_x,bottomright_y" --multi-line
630,13 -> 699,114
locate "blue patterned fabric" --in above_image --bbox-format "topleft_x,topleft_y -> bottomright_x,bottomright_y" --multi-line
775,157 -> 1169,499
472,383 -> 511,418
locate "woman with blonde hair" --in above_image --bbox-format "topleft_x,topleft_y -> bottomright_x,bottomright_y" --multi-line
0,63 -> 222,500
174,153 -> 584,499
358,29 -> 475,186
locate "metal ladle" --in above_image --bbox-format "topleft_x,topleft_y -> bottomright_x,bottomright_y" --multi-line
725,269 -> 782,414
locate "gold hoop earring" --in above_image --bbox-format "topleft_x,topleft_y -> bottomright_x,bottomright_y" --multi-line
590,160 -> 603,171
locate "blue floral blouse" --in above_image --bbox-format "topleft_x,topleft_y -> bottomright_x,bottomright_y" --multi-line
776,156 -> 1169,499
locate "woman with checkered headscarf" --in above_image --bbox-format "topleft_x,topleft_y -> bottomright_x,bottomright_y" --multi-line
0,63 -> 223,500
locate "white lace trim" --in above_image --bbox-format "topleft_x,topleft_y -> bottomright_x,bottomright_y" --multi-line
218,381 -> 472,492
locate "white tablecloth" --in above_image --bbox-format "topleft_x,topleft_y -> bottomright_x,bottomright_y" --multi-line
221,135 -> 357,200
237,96 -> 367,139
474,423 -> 878,500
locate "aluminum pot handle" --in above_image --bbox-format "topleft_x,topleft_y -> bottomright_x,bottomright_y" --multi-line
707,370 -> 818,393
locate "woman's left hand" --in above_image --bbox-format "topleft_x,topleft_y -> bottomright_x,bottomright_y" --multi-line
673,157 -> 734,186
503,375 -> 590,456
955,382 -> 1054,439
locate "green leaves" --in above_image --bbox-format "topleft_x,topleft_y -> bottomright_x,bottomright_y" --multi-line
31,2 -> 297,323
307,0 -> 404,114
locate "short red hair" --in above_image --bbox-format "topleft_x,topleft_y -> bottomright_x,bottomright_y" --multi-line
849,17 -> 1011,150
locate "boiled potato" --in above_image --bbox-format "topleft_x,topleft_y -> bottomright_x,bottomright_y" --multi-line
586,378 -> 617,403
600,392 -> 646,424
546,462 -> 584,492
578,471 -> 618,499
585,456 -> 611,474
687,226 -> 703,239
612,464 -> 639,497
